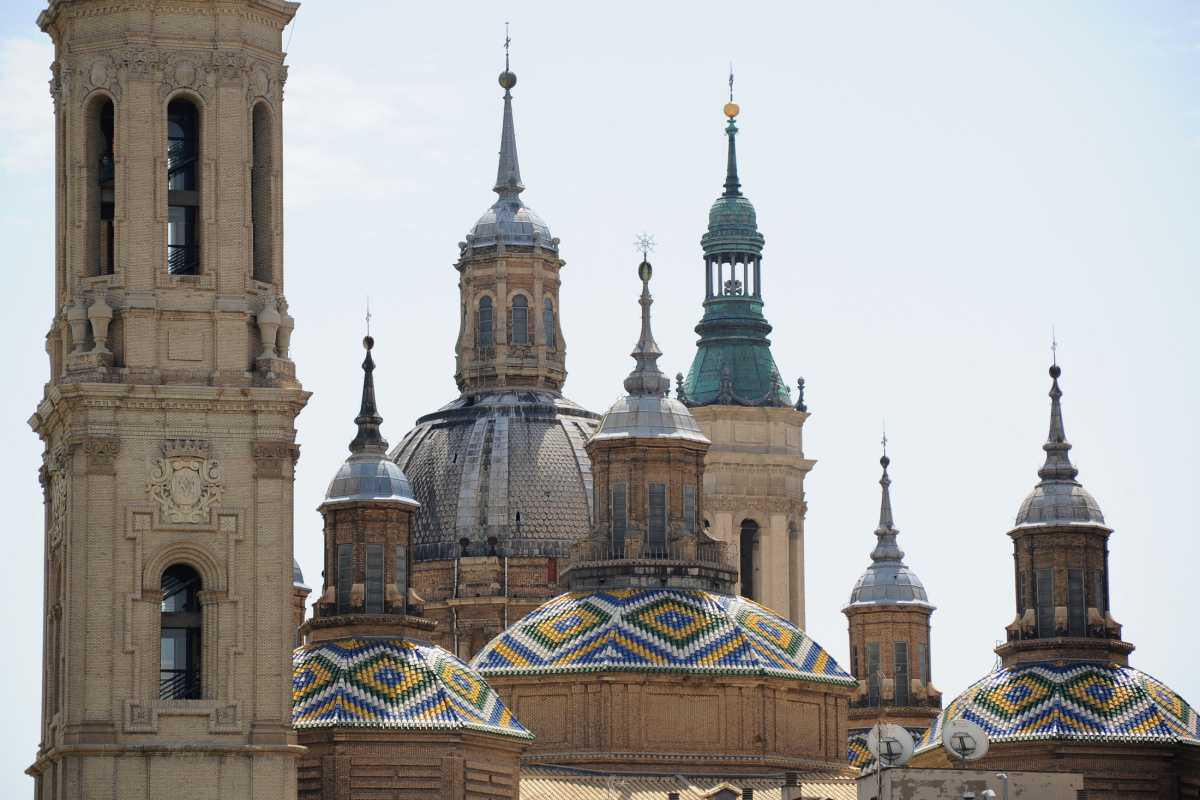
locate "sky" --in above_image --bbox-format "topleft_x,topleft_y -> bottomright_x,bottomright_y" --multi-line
1,1 -> 1199,791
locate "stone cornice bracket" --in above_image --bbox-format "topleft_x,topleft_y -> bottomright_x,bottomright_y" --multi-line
252,441 -> 300,478
83,436 -> 120,475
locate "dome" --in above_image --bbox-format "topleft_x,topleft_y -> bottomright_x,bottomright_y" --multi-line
701,195 -> 765,255
324,452 -> 417,507
847,561 -> 930,606
470,587 -> 855,686
292,637 -> 531,739
915,661 -> 1200,753
467,198 -> 555,251
592,395 -> 710,444
390,390 -> 600,561
293,558 -> 306,588
1015,479 -> 1105,527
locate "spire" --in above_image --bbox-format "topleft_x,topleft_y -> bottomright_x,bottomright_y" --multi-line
624,235 -> 670,397
349,335 -> 388,454
722,68 -> 742,198
870,446 -> 905,563
494,25 -> 524,201
1037,363 -> 1079,482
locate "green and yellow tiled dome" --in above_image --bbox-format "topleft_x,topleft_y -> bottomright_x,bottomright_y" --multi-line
915,661 -> 1200,752
470,587 -> 855,685
292,637 -> 532,739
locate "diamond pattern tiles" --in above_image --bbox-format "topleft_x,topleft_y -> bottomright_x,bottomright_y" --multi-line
915,661 -> 1200,752
292,637 -> 532,739
470,587 -> 856,685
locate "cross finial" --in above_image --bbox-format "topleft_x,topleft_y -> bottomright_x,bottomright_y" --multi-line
504,22 -> 511,72
729,62 -> 735,102
365,297 -> 372,338
881,421 -> 888,459
1051,325 -> 1058,367
634,232 -> 656,264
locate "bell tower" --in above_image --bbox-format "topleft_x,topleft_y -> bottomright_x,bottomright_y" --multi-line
29,2 -> 305,798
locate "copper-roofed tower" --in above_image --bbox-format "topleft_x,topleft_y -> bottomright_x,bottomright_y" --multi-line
911,361 -> 1200,796
294,337 -> 531,799
843,449 -> 940,771
681,86 -> 813,628
390,38 -> 600,660
470,257 -> 857,786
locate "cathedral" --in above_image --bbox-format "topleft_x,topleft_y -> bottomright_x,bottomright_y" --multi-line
25,2 -> 1200,799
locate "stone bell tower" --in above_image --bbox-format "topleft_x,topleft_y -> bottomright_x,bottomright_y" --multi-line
29,2 -> 305,799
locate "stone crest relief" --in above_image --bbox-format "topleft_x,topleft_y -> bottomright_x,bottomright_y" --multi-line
48,456 -> 69,550
147,439 -> 223,525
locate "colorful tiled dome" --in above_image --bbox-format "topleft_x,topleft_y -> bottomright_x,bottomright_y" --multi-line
847,732 -> 873,770
470,587 -> 855,685
292,637 -> 532,739
915,661 -> 1200,752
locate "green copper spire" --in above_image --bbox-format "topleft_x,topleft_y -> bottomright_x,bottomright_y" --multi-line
683,95 -> 790,408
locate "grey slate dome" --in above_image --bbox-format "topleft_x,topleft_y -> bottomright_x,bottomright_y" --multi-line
847,455 -> 933,608
593,395 -> 709,444
1013,364 -> 1106,528
391,391 -> 600,561
293,558 -> 307,588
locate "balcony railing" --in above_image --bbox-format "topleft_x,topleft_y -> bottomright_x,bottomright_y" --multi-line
571,538 -> 735,571
159,668 -> 202,700
168,244 -> 199,275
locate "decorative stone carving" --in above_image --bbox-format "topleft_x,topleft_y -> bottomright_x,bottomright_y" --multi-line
159,54 -> 210,101
147,439 -> 223,524
256,296 -> 281,359
84,436 -> 120,475
276,297 -> 294,359
48,460 -> 69,550
213,50 -> 245,81
87,295 -> 113,355
247,63 -> 272,104
82,55 -> 122,101
252,441 -> 299,478
65,301 -> 89,354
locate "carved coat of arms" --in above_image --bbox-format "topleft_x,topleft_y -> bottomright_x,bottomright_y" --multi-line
148,440 -> 223,524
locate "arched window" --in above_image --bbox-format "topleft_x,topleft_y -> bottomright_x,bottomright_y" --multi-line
167,99 -> 200,275
87,96 -> 116,276
160,564 -> 202,699
739,519 -> 759,599
543,297 -> 556,350
477,296 -> 494,349
510,295 -> 529,345
251,103 -> 274,282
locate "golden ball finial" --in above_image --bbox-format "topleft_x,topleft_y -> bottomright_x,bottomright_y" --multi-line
499,70 -> 517,90
724,101 -> 740,119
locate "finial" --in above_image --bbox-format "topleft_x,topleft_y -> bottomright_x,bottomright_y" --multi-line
722,79 -> 742,197
880,422 -> 889,469
493,28 -> 524,200
499,23 -> 516,93
349,335 -> 388,454
724,63 -> 740,119
871,447 -> 904,562
365,297 -> 372,338
623,234 -> 670,397
675,372 -> 689,403
795,377 -> 807,412
1050,325 -> 1059,374
1038,357 -> 1077,481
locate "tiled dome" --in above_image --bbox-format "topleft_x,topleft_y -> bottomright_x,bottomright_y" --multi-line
467,198 -> 555,250
470,587 -> 855,686
292,637 -> 531,739
915,661 -> 1200,752
1015,480 -> 1105,527
848,561 -> 930,606
324,453 -> 416,507
592,395 -> 710,444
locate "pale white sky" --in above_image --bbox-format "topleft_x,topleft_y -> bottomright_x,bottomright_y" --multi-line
2,2 -> 1198,792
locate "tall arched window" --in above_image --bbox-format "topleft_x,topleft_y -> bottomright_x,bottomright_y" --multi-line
543,297 -> 556,350
86,96 -> 116,276
160,564 -> 202,699
251,103 -> 274,282
477,296 -> 494,349
739,519 -> 759,599
510,295 -> 529,345
167,99 -> 200,275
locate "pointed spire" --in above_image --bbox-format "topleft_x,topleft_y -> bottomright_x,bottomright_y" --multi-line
1037,362 -> 1079,482
722,72 -> 742,198
494,25 -> 524,202
349,335 -> 388,454
870,447 -> 905,563
624,237 -> 670,397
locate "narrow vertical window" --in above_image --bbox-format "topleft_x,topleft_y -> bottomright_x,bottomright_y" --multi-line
1068,568 -> 1085,636
543,297 -> 556,350
1035,568 -> 1054,638
1091,569 -> 1107,615
336,544 -> 354,613
610,482 -> 628,557
510,295 -> 529,345
160,565 -> 202,699
917,643 -> 928,685
167,99 -> 200,275
365,544 -> 384,614
893,641 -> 910,705
739,519 -> 759,599
851,644 -> 858,678
1016,570 -> 1026,614
647,483 -> 667,555
682,485 -> 696,535
251,103 -> 273,282
88,97 -> 116,276
866,641 -> 881,705
477,297 -> 494,349
395,544 -> 408,613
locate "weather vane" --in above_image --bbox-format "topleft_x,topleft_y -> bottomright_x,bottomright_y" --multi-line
881,421 -> 888,458
729,62 -> 735,102
634,232 -> 656,262
504,22 -> 511,71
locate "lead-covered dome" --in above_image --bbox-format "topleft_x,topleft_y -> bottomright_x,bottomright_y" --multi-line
467,198 -> 555,251
848,561 -> 930,606
470,587 -> 855,685
391,391 -> 600,561
324,452 -> 416,507
292,637 -> 531,739
916,661 -> 1200,752
592,395 -> 709,444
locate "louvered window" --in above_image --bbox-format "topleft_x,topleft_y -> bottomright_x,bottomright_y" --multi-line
647,483 -> 667,554
611,482 -> 627,557
682,485 -> 696,534
1036,568 -> 1054,638
365,544 -> 384,614
866,641 -> 881,704
395,544 -> 408,613
1068,568 -> 1085,636
336,544 -> 354,613
477,297 -> 494,349
893,641 -> 910,705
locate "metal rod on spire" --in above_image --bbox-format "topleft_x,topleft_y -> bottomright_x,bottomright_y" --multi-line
729,62 -> 734,102
365,297 -> 372,338
1051,325 -> 1058,367
504,22 -> 511,72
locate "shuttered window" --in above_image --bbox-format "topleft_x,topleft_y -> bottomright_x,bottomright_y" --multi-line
395,544 -> 408,613
682,485 -> 696,535
894,641 -> 910,705
1068,568 -> 1085,636
365,544 -> 384,614
336,544 -> 354,613
647,483 -> 667,553
1036,568 -> 1054,638
611,482 -> 628,557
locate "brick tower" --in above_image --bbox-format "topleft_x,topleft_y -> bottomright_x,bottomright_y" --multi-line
29,2 -> 305,798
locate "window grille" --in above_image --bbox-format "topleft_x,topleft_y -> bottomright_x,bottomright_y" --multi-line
337,544 -> 354,613
682,485 -> 696,534
866,641 -> 881,704
365,544 -> 384,614
543,298 -> 556,349
166,99 -> 200,275
894,641 -> 910,705
1036,568 -> 1054,638
1068,568 -> 1085,636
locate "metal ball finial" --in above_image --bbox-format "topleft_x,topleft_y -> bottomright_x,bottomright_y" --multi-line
1049,364 -> 1061,379
363,335 -> 375,351
880,454 -> 890,469
499,70 -> 517,90
724,101 -> 740,119
638,260 -> 653,283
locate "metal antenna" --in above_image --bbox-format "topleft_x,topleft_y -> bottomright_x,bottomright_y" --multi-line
504,22 -> 511,72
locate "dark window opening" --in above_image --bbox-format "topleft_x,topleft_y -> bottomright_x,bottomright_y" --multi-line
1068,568 -> 1085,637
395,544 -> 408,614
893,641 -> 910,705
95,98 -> 116,276
167,99 -> 200,275
477,297 -> 494,349
646,483 -> 667,555
510,295 -> 529,345
160,564 -> 202,699
251,103 -> 273,282
1035,568 -> 1054,638
543,298 -> 556,350
611,482 -> 628,557
866,641 -> 881,705
336,544 -> 354,613
739,519 -> 759,599
1091,569 -> 1107,615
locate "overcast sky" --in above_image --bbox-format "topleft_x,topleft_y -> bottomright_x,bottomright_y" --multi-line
2,1 -> 1199,790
